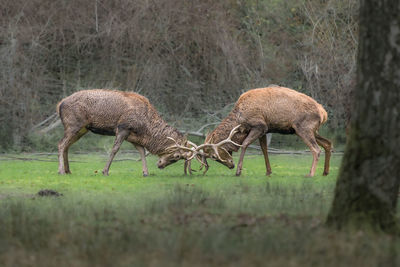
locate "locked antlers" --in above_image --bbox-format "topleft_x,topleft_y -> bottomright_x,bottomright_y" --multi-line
168,125 -> 241,174
165,137 -> 209,173
166,125 -> 242,174
194,124 -> 242,163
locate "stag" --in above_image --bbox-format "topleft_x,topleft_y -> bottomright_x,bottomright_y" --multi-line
191,86 -> 332,177
57,89 -> 197,176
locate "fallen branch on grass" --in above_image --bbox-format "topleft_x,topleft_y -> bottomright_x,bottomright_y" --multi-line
0,156 -> 86,163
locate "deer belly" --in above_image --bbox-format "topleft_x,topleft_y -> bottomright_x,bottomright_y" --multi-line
86,125 -> 115,136
268,124 -> 295,135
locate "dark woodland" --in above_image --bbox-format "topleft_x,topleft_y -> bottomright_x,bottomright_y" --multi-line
0,0 -> 358,151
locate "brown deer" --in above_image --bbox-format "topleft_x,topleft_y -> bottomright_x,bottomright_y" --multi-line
192,86 -> 332,177
57,89 -> 197,176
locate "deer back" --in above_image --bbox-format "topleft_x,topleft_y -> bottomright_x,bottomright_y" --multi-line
235,87 -> 327,132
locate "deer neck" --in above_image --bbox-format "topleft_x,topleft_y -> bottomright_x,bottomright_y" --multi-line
208,111 -> 245,152
143,118 -> 184,155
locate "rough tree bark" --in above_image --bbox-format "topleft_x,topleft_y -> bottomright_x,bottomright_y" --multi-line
326,0 -> 400,233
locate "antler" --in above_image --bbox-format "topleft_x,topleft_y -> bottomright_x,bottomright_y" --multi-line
166,137 -> 209,172
166,137 -> 195,152
183,124 -> 242,175
185,140 -> 209,173
193,124 -> 242,163
167,125 -> 241,175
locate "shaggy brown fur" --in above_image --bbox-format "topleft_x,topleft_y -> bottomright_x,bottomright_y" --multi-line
57,89 -> 188,176
204,86 -> 332,177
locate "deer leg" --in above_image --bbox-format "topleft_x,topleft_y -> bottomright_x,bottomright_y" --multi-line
58,127 -> 88,174
315,133 -> 333,176
259,135 -> 272,176
184,160 -> 192,175
58,134 -> 70,174
58,133 -> 73,174
295,128 -> 321,177
236,126 -> 265,176
201,156 -> 209,175
64,128 -> 88,173
134,144 -> 149,177
103,129 -> 129,176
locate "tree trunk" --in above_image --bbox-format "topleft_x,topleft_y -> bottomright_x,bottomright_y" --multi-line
326,0 -> 400,233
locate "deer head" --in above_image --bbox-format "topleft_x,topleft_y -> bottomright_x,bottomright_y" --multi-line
156,138 -> 205,169
183,125 -> 242,174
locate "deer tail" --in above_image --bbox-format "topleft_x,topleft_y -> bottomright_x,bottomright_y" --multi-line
319,105 -> 328,125
56,101 -> 65,125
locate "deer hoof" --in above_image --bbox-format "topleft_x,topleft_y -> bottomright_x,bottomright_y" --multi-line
143,173 -> 148,177
323,171 -> 329,176
102,170 -> 109,176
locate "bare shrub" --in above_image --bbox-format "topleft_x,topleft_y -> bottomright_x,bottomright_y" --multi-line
299,0 -> 358,128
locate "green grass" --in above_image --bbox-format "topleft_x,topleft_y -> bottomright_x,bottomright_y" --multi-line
0,152 -> 399,267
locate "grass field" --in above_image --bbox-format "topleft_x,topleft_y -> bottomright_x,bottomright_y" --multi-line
0,152 -> 399,267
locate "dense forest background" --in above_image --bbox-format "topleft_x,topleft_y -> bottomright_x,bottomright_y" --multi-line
0,0 -> 358,151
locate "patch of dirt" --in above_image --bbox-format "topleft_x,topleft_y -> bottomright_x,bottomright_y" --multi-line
36,189 -> 63,197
